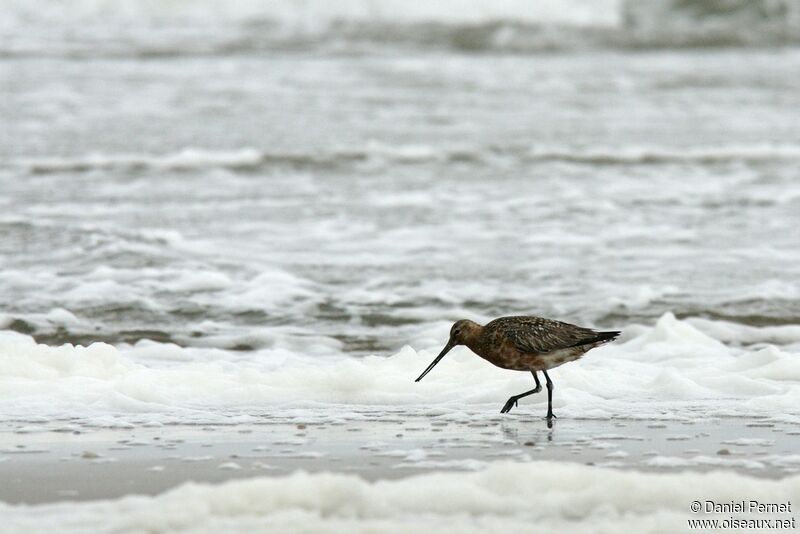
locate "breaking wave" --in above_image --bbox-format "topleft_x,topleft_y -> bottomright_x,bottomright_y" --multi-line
11,143 -> 800,175
3,0 -> 800,58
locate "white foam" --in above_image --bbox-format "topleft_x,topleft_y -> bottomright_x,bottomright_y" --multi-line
1,313 -> 799,424
2,461 -> 800,533
721,438 -> 775,447
218,462 -> 242,471
646,455 -> 766,470
161,271 -> 234,293
18,148 -> 264,173
688,318 -> 800,347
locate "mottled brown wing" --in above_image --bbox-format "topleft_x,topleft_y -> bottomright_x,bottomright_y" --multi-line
487,316 -> 599,354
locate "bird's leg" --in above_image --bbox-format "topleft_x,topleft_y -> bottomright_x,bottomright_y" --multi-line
543,370 -> 556,420
500,371 -> 542,414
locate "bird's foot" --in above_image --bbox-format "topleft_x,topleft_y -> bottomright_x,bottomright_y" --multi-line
500,397 -> 519,414
546,411 -> 557,428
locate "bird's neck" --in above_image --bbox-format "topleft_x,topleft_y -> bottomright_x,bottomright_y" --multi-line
461,325 -> 483,352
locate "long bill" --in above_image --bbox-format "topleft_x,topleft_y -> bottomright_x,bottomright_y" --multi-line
415,340 -> 454,382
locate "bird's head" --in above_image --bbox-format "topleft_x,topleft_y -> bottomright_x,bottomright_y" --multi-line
448,319 -> 480,345
415,319 -> 480,382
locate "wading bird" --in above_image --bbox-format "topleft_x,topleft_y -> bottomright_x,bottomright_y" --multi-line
415,316 -> 620,420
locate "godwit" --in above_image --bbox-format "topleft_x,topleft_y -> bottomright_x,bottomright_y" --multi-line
415,316 -> 620,420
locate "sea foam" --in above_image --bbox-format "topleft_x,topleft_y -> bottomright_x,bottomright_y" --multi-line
1,313 -> 799,425
2,461 -> 799,533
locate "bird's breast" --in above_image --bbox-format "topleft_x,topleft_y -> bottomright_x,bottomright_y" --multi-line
468,340 -> 586,371
468,338 -> 535,371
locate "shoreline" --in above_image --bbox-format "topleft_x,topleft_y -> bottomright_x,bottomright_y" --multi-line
2,415 -> 798,505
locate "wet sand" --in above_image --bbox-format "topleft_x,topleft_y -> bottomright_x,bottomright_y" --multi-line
1,414 -> 799,505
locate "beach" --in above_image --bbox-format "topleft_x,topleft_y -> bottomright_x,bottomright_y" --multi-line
2,416 -> 800,506
2,417 -> 800,532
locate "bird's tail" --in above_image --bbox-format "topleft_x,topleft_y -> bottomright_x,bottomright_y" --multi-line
594,330 -> 621,343
569,330 -> 621,348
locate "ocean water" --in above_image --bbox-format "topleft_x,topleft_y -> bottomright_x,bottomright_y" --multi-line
3,1 -> 800,359
2,0 -> 800,416
2,0 -> 800,530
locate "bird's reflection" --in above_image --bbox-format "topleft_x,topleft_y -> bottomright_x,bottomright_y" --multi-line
500,418 -> 555,445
